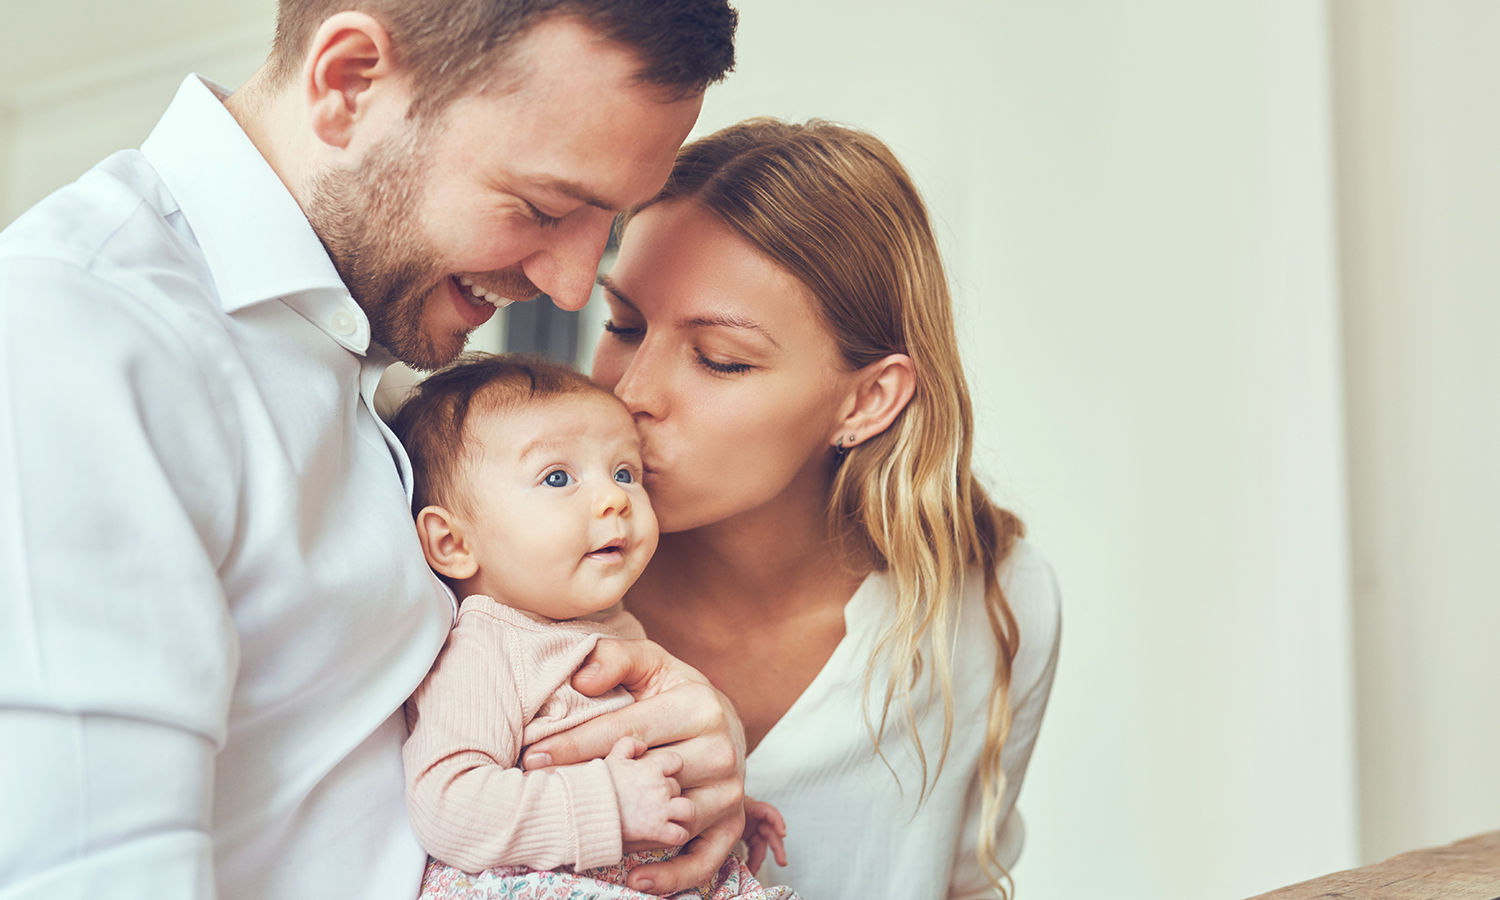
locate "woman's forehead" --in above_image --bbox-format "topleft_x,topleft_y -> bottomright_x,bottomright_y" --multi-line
609,202 -> 823,336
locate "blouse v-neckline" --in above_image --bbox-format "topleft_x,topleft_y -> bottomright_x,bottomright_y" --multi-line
747,570 -> 883,766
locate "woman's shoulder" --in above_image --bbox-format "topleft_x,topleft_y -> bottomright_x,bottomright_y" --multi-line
858,538 -> 1060,642
993,537 -> 1062,704
998,538 -> 1062,636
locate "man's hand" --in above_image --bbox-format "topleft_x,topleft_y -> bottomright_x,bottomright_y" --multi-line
742,796 -> 789,873
523,638 -> 746,895
604,737 -> 695,845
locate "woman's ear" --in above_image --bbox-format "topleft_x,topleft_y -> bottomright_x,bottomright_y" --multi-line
303,11 -> 399,149
415,505 -> 479,581
830,353 -> 916,449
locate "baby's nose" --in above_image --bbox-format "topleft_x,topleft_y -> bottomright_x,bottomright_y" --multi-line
594,480 -> 631,518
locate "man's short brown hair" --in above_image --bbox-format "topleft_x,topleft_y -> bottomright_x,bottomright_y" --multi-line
269,0 -> 736,115
389,353 -> 622,516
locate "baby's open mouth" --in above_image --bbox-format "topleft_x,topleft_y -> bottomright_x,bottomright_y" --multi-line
453,275 -> 514,308
586,541 -> 625,561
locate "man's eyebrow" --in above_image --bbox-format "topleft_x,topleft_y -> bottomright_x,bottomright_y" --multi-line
597,275 -> 781,350
528,175 -> 618,212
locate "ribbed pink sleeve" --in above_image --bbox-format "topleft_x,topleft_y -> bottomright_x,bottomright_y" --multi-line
403,597 -> 638,873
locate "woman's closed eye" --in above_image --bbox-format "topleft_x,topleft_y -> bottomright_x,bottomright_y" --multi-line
602,319 -> 644,342
695,351 -> 754,375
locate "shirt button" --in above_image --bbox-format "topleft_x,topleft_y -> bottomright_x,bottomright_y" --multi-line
332,310 -> 357,336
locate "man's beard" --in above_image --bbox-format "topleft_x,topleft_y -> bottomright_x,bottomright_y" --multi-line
304,124 -> 466,371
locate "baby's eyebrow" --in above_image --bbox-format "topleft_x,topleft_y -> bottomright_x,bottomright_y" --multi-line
517,438 -> 568,460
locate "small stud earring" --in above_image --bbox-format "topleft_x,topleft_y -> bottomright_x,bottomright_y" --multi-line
835,434 -> 858,461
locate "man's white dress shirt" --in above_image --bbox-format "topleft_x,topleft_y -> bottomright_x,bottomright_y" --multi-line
0,76 -> 452,899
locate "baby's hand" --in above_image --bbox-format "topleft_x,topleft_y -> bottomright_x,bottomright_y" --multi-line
742,796 -> 788,872
604,737 -> 696,846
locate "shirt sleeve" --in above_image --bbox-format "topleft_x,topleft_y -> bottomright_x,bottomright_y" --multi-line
403,606 -> 624,873
0,257 -> 241,898
947,542 -> 1063,900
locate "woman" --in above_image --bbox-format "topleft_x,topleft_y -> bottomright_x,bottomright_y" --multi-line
583,119 -> 1061,900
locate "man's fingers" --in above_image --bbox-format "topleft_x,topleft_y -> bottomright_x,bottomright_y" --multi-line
569,638 -> 674,697
666,795 -> 694,824
627,809 -> 744,895
526,683 -> 733,774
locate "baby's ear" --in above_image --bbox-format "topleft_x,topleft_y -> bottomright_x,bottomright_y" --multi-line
415,505 -> 478,580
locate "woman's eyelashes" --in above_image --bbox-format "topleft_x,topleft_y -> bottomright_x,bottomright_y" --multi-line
602,314 -> 754,374
695,351 -> 754,375
602,319 -> 644,342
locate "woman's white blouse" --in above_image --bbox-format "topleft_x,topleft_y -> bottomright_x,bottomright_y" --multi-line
745,539 -> 1061,900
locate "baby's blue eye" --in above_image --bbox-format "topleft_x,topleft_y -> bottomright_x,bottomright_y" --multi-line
544,470 -> 573,488
614,469 -> 634,485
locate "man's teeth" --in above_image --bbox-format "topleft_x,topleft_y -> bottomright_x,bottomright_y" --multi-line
457,277 -> 513,308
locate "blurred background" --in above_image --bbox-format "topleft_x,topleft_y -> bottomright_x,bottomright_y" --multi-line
3,1 -> 1496,897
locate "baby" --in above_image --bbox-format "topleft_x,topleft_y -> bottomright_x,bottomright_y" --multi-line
390,354 -> 796,900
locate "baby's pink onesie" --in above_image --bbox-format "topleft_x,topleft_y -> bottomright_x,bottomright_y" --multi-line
404,595 -> 796,900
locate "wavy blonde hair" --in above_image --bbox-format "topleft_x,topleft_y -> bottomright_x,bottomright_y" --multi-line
638,118 -> 1025,894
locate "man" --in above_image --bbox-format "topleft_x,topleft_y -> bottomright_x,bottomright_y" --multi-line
0,1 -> 739,897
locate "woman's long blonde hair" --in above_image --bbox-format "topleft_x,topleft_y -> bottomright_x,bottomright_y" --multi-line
640,118 -> 1025,894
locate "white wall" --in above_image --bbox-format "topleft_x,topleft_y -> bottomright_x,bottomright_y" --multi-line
1331,0 -> 1500,864
3,2 -> 1498,898
0,25 -> 271,224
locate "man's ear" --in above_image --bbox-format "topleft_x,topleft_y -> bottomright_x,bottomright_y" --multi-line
829,353 -> 916,450
303,11 -> 400,149
415,505 -> 479,581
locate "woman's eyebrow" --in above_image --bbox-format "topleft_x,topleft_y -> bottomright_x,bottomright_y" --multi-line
596,275 -> 781,349
596,274 -> 639,311
682,313 -> 781,350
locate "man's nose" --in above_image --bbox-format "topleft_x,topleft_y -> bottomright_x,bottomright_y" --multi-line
526,210 -> 615,312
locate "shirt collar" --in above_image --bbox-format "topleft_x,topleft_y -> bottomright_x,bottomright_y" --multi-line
140,75 -> 372,354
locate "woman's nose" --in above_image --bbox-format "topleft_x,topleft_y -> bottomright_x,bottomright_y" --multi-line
612,345 -> 664,420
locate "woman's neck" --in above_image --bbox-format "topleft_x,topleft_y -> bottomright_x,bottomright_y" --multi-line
629,469 -> 871,751
650,477 -> 866,610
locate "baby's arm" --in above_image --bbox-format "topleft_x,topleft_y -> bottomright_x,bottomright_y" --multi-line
741,796 -> 789,872
604,736 -> 696,845
404,601 -> 631,873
